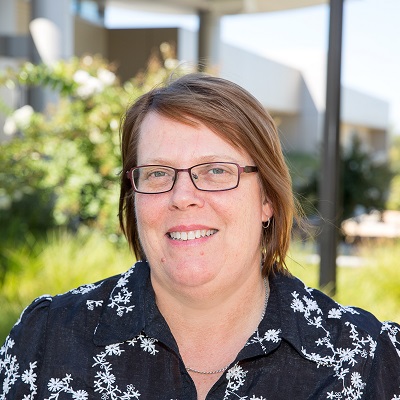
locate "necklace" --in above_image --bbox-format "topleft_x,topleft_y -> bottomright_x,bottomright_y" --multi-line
185,277 -> 270,375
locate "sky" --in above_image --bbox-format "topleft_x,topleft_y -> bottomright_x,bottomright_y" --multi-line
106,0 -> 400,134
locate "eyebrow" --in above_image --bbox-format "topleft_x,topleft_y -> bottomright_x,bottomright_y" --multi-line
139,154 -> 246,166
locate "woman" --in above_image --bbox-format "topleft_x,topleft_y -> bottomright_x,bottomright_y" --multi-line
1,73 -> 399,399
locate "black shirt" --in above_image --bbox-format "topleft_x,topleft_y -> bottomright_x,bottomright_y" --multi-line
1,260 -> 399,399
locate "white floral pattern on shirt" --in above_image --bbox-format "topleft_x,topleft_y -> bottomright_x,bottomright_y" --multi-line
223,328 -> 282,399
92,334 -> 158,399
70,282 -> 103,295
0,337 -> 21,398
223,364 -> 247,399
107,268 -> 136,316
245,328 -> 281,352
127,334 -> 159,356
290,289 -> 375,400
45,374 -> 89,400
381,321 -> 400,357
86,299 -> 103,310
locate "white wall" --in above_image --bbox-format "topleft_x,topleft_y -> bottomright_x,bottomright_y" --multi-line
220,43 -> 302,114
342,87 -> 389,130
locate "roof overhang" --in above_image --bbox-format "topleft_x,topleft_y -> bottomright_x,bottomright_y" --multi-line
106,0 -> 328,15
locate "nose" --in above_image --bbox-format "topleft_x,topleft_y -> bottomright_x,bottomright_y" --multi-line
168,170 -> 205,210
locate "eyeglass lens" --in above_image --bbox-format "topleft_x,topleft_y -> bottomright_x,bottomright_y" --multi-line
132,162 -> 241,193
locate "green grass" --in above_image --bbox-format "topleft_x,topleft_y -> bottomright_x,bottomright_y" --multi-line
1,233 -> 399,345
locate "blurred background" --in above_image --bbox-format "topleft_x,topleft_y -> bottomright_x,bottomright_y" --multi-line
1,0 -> 399,342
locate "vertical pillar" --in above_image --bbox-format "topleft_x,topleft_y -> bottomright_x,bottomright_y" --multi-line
29,0 -> 73,111
30,0 -> 73,61
0,1 -> 32,138
198,10 -> 221,72
0,2 -> 16,35
319,0 -> 344,295
97,0 -> 106,25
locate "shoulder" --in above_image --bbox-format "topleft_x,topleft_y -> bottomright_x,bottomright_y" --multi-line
272,273 -> 400,395
0,261 -> 148,398
272,272 -> 400,364
47,260 -> 149,310
0,295 -> 52,398
3,294 -> 53,345
1,261 -> 148,347
274,272 -> 384,337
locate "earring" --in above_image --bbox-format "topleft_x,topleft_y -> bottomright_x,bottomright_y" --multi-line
262,219 -> 270,229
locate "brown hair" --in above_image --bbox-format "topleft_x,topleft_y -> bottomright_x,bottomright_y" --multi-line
119,73 -> 298,276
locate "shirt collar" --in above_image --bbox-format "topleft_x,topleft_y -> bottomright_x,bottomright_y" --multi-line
94,261 -> 168,345
92,261 -> 358,365
237,271 -> 346,363
249,270 -> 381,365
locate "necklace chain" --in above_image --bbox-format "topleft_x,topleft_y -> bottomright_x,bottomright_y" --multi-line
185,277 -> 270,375
186,365 -> 230,375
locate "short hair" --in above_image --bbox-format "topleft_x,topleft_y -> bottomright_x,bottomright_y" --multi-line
119,73 -> 298,276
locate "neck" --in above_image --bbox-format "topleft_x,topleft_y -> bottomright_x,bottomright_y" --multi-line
153,272 -> 269,382
152,271 -> 267,344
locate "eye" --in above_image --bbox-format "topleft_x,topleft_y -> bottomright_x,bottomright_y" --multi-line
206,164 -> 236,175
151,171 -> 167,177
209,167 -> 225,175
144,167 -> 174,180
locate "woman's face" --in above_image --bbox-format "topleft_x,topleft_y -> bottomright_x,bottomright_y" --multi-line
135,112 -> 272,295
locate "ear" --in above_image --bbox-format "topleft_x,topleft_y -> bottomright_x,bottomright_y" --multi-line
262,198 -> 273,222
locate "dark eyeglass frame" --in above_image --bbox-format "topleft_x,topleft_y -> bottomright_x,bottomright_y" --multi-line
126,162 -> 258,194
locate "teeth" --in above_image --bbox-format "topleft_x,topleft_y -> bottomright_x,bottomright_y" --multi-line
169,229 -> 217,241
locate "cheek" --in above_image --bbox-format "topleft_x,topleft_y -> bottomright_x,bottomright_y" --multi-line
134,197 -> 165,259
226,191 -> 263,231
134,196 -> 159,234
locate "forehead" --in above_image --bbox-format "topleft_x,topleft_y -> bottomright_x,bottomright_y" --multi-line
137,112 -> 250,165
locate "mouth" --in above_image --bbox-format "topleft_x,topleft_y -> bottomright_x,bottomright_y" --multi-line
167,229 -> 218,241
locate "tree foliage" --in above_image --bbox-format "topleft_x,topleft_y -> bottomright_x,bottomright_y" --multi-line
0,46 -> 187,281
1,57 -> 124,239
387,135 -> 400,210
293,135 -> 393,221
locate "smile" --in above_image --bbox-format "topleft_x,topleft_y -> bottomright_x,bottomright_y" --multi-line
168,229 -> 218,241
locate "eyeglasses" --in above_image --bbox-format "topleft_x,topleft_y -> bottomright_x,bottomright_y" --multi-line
126,162 -> 258,194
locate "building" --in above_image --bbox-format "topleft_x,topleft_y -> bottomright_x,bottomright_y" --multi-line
0,0 -> 389,160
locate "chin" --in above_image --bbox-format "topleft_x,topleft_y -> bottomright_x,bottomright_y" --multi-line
162,260 -> 218,288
